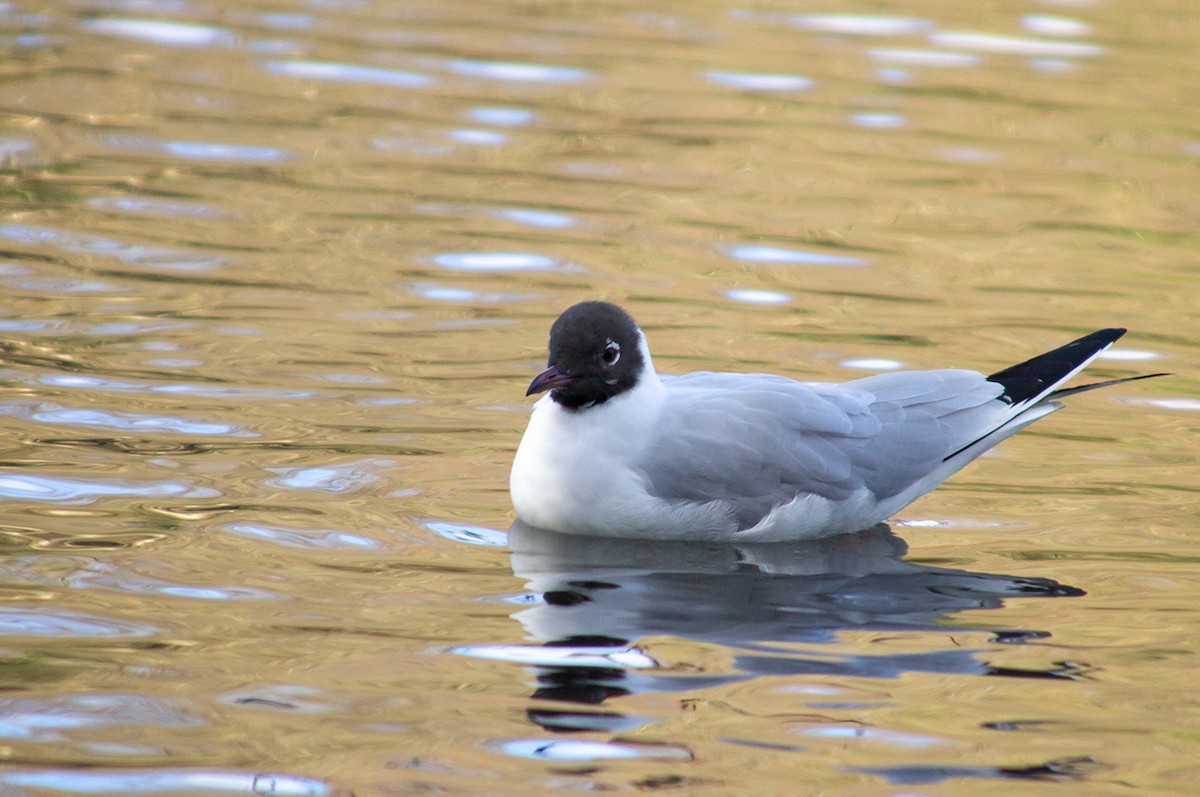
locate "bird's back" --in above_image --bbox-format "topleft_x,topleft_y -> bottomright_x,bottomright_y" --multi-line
638,369 -> 1009,530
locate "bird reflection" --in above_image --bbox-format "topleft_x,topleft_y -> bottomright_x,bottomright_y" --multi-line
467,521 -> 1084,735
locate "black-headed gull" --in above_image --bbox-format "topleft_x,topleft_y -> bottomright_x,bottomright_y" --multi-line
511,301 -> 1161,541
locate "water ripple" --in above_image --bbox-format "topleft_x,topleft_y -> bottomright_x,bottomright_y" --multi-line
0,224 -> 223,273
155,382 -> 317,398
1120,398 -> 1200,413
800,724 -> 945,747
0,769 -> 330,795
495,738 -> 691,762
10,276 -> 118,293
842,358 -> 904,371
791,15 -> 935,36
852,756 -> 1098,785
420,520 -> 507,546
35,373 -> 316,400
850,112 -> 905,129
0,319 -> 53,331
0,400 -> 254,437
164,140 -> 291,163
10,33 -> 62,49
265,60 -> 433,88
467,107 -> 534,126
82,18 -> 236,47
446,128 -> 507,146
255,11 -> 313,28
930,32 -> 1104,58
88,196 -> 227,219
88,321 -> 189,336
869,48 -> 981,67
705,71 -> 814,92
725,289 -> 791,305
0,556 -> 276,601
1030,59 -> 1077,74
939,147 -> 1000,163
0,607 -> 159,638
1021,15 -> 1092,38
449,60 -> 589,84
0,694 -> 203,741
1098,349 -> 1162,361
225,523 -> 383,550
408,283 -> 531,302
725,245 -> 865,266
453,644 -> 658,669
263,461 -> 391,493
490,208 -> 576,229
0,138 -> 34,157
432,252 -> 566,272
144,358 -> 203,368
0,473 -> 218,504
222,684 -> 331,713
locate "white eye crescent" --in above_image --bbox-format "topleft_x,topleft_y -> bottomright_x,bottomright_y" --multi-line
602,339 -> 620,365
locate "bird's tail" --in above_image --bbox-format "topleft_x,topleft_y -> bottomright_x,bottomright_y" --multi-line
987,327 -> 1128,409
941,328 -> 1165,463
1048,372 -> 1169,399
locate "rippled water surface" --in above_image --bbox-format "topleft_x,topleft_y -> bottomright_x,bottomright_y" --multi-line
0,1 -> 1197,795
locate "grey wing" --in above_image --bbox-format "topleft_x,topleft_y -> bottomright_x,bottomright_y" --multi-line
638,370 -> 1006,527
837,369 -> 1007,496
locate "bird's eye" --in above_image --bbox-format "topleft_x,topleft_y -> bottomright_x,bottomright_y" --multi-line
601,339 -> 620,365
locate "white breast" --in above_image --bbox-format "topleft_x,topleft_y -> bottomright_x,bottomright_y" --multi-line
510,373 -> 736,538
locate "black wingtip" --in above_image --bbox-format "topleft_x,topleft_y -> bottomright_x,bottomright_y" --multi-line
942,329 -> 1153,464
987,328 -> 1126,406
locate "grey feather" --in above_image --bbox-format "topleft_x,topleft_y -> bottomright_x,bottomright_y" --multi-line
638,369 -> 1011,523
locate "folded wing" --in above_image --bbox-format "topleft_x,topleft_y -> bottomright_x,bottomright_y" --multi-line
639,328 -> 1133,530
639,370 -> 1001,526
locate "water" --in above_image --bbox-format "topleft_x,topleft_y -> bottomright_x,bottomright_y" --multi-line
0,0 -> 1196,794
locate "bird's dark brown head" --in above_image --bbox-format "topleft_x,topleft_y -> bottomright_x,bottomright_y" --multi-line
526,301 -> 645,410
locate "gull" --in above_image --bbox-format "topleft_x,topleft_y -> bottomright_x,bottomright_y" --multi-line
510,301 -> 1162,541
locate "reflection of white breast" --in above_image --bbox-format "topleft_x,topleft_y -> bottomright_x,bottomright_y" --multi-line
506,522 -> 915,644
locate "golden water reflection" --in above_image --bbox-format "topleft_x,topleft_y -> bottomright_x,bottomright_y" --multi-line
0,0 -> 1196,794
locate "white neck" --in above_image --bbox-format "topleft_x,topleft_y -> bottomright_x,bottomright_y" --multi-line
510,329 -> 667,532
